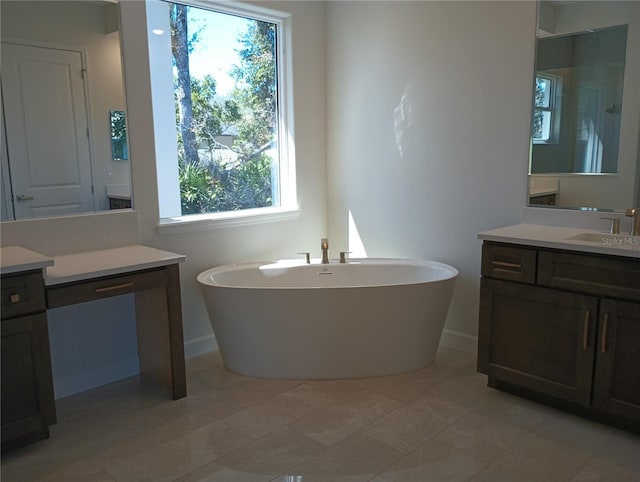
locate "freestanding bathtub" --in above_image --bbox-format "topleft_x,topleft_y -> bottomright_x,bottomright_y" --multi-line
197,258 -> 458,379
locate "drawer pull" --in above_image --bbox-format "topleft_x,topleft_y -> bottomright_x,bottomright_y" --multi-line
601,313 -> 609,354
582,310 -> 589,350
492,260 -> 522,271
95,282 -> 134,293
9,293 -> 21,303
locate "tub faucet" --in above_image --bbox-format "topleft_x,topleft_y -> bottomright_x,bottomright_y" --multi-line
625,208 -> 640,235
321,238 -> 330,264
298,252 -> 311,264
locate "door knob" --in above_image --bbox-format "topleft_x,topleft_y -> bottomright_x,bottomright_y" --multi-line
15,194 -> 34,201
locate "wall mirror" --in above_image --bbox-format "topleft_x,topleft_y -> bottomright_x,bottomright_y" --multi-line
528,0 -> 639,211
1,0 -> 131,221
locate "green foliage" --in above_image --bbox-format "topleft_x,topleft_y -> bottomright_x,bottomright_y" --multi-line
213,155 -> 273,211
179,157 -> 272,215
178,159 -> 215,214
190,75 -> 222,151
230,20 -> 277,160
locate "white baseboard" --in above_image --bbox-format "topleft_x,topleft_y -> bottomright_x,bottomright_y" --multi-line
185,333 -> 217,358
185,332 -> 476,360
440,329 -> 478,354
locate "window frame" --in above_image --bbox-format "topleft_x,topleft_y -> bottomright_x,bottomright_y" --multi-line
153,0 -> 297,233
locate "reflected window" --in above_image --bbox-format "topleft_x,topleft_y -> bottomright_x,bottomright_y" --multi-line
532,73 -> 561,144
110,110 -> 129,161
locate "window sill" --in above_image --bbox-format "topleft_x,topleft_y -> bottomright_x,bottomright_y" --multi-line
156,206 -> 301,235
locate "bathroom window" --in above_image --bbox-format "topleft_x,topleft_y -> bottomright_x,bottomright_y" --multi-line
149,0 -> 296,228
532,73 -> 562,144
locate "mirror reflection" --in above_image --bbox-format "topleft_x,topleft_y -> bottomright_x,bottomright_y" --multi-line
1,0 -> 131,221
110,111 -> 129,161
528,1 -> 639,210
531,25 -> 627,175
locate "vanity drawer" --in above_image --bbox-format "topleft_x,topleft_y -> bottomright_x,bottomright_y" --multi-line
481,243 -> 537,284
1,272 -> 46,319
538,251 -> 640,301
46,268 -> 169,308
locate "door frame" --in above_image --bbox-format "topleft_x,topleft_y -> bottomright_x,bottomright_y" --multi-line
1,97 -> 15,220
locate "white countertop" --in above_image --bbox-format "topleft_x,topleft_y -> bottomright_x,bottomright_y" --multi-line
478,224 -> 640,258
528,177 -> 559,197
106,184 -> 132,200
529,189 -> 558,197
1,246 -> 55,275
45,245 -> 186,285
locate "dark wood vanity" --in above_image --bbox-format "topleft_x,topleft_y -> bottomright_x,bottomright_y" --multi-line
1,268 -> 56,453
478,241 -> 640,432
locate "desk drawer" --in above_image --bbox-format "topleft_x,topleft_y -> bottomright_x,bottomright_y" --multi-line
481,243 -> 537,284
47,268 -> 168,308
538,251 -> 640,301
1,272 -> 46,319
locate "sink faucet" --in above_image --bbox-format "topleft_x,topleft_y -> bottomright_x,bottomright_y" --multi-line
321,238 -> 330,264
625,208 -> 640,236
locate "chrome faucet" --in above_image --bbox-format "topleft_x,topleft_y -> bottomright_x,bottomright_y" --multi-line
625,208 -> 640,236
321,238 -> 330,264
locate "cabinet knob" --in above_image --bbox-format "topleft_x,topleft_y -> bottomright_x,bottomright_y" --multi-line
10,293 -> 21,303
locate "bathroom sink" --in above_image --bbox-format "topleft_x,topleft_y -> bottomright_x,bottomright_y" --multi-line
567,232 -> 640,246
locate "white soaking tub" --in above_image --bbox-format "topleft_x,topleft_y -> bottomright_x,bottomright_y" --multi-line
197,258 -> 458,379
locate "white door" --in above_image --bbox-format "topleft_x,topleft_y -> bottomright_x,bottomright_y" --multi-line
1,42 -> 95,219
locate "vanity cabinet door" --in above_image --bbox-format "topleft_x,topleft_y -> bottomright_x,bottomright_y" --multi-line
1,312 -> 55,452
592,299 -> 640,421
479,278 -> 598,406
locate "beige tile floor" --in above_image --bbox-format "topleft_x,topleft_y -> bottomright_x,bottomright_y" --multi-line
1,346 -> 639,482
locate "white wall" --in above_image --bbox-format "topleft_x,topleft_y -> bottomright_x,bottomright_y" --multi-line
119,0 -> 328,356
326,1 -> 537,348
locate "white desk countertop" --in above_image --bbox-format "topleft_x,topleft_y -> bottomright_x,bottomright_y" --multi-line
478,224 -> 640,259
45,245 -> 186,286
1,246 -> 55,275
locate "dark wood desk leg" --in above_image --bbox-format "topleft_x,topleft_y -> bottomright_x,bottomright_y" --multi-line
166,264 -> 186,399
134,264 -> 186,400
